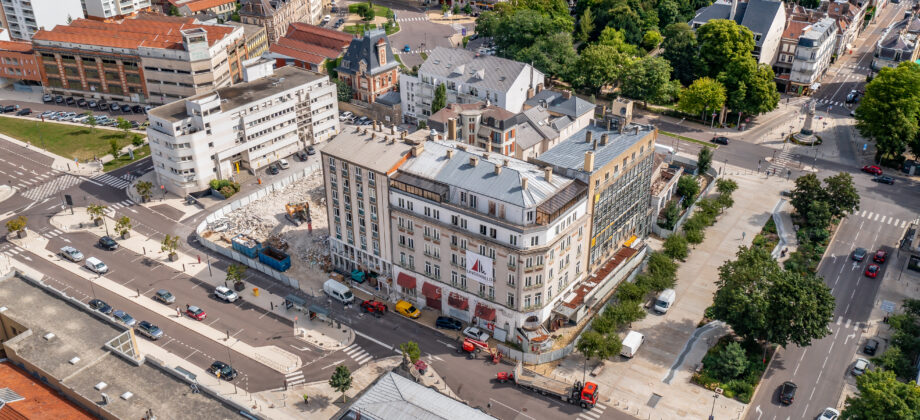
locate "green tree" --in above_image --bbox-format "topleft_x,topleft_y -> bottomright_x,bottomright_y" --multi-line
117,117 -> 132,138
135,181 -> 153,202
874,346 -> 914,379
697,146 -> 713,175
514,32 -> 579,81
114,216 -> 132,237
764,271 -> 834,347
86,114 -> 97,133
685,226 -> 704,244
717,55 -> 780,119
716,178 -> 738,196
109,138 -> 120,158
823,172 -> 860,219
804,200 -> 833,235
476,8 -> 573,59
5,215 -> 26,235
678,77 -> 726,121
597,27 -> 640,57
677,175 -> 699,204
648,251 -> 678,280
855,62 -> 920,161
663,233 -> 689,260
399,341 -> 421,363
169,5 -> 180,16
87,203 -> 106,223
335,79 -> 352,102
656,0 -> 680,28
620,56 -> 673,107
663,200 -> 681,229
576,44 -> 632,93
431,83 -> 446,114
329,365 -> 353,402
642,29 -> 663,51
577,7 -> 595,43
790,173 -> 826,220
576,330 -> 602,380
707,341 -> 749,379
226,263 -> 246,286
696,19 -> 755,78
598,334 -> 623,360
661,23 -> 699,86
797,0 -> 821,7
842,369 -> 920,419
711,246 -> 778,343
161,234 -> 179,259
604,300 -> 646,326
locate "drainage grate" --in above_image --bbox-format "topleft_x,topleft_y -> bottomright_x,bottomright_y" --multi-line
647,393 -> 663,408
0,388 -> 24,404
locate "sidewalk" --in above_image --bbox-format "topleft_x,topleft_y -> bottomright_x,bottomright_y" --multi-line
549,168 -> 793,420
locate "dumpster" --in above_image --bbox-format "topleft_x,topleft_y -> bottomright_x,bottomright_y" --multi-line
259,246 -> 291,272
231,234 -> 261,259
350,269 -> 366,283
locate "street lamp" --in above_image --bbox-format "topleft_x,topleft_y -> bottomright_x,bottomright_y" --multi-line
709,394 -> 719,420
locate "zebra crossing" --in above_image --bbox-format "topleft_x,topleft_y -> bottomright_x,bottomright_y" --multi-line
767,149 -> 794,174
20,173 -> 82,201
397,48 -> 432,55
817,98 -> 844,107
835,316 -> 865,331
0,245 -> 25,258
855,210 -> 915,228
343,343 -> 374,365
577,402 -> 607,420
843,64 -> 871,72
41,228 -> 65,240
284,370 -> 306,388
395,16 -> 427,22
91,173 -> 133,189
104,199 -> 136,216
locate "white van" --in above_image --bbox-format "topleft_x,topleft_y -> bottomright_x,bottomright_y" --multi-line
654,289 -> 676,314
323,279 -> 354,305
85,257 -> 108,274
621,331 -> 645,358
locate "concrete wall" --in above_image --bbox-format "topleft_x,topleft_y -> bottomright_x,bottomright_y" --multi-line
338,100 -> 401,126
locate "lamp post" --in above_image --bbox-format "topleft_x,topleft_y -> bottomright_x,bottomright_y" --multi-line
709,394 -> 719,420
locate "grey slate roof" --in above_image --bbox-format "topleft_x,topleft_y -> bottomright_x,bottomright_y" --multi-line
348,371 -> 496,420
376,91 -> 401,106
420,47 -> 537,94
692,0 -> 782,47
337,29 -> 398,76
536,123 -> 656,175
524,90 -> 594,119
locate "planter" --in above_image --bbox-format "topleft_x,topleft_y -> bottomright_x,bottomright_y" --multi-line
16,230 -> 26,239
121,232 -> 130,240
168,252 -> 179,262
94,218 -> 103,227
233,281 -> 245,292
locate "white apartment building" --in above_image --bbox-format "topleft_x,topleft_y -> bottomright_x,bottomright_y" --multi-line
790,17 -> 837,91
0,0 -> 83,41
83,0 -> 150,20
147,65 -> 339,195
399,47 -> 544,125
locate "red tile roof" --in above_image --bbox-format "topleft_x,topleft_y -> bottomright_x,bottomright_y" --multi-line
0,41 -> 33,53
32,17 -> 236,50
0,362 -> 94,420
270,23 -> 352,65
169,0 -> 237,12
270,37 -> 341,65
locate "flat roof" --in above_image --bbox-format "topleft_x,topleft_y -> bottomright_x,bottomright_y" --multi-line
0,362 -> 94,419
321,126 -> 414,174
0,274 -> 243,420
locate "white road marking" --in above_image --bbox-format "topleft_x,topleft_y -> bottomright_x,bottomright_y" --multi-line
488,398 -> 536,420
354,329 -> 394,351
845,332 -> 856,345
320,359 -> 346,370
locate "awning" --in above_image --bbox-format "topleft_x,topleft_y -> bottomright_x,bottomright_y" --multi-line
475,303 -> 497,321
421,282 -> 441,299
308,304 -> 329,317
448,292 -> 469,310
397,272 -> 416,289
624,235 -> 638,247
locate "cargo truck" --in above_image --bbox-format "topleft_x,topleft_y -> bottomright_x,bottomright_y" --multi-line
496,362 -> 599,409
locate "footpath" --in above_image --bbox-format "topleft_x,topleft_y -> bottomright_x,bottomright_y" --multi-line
548,166 -> 793,420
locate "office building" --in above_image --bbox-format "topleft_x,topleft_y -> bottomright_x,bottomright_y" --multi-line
84,0 -> 151,20
0,0 -> 84,41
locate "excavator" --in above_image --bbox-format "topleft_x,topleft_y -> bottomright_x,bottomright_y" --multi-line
285,202 -> 312,231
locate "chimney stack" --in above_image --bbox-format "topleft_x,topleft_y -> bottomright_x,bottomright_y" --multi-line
634,125 -> 640,135
483,152 -> 489,160
447,149 -> 454,159
601,133 -> 608,146
536,83 -> 544,93
401,130 -> 407,139
562,90 -> 572,99
470,157 -> 479,167
391,125 -> 396,135
543,167 -> 553,183
593,139 -> 597,150
411,144 -> 425,157
371,132 -> 376,139
606,119 -> 611,131
494,165 -> 502,175
522,177 -> 529,190
503,159 -> 509,167
527,87 -> 535,100
619,121 -> 625,134
447,118 -> 457,140
584,151 -> 595,172
486,141 -> 493,153
585,131 -> 593,144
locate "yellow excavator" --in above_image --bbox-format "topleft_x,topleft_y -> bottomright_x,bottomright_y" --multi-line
285,202 -> 311,230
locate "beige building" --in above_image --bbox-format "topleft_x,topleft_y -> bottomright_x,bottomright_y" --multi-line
239,0 -> 320,45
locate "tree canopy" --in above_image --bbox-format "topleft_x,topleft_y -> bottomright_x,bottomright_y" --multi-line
696,19 -> 755,79
661,23 -> 698,85
842,369 -> 920,419
678,77 -> 726,117
854,61 -> 920,160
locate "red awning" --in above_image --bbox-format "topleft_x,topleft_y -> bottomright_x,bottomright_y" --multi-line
421,282 -> 441,299
396,272 -> 416,289
448,292 -> 469,310
475,303 -> 497,321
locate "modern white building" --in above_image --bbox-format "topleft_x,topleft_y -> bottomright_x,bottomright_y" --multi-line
0,0 -> 83,41
147,65 -> 340,195
83,0 -> 151,20
790,17 -> 837,92
399,47 -> 545,125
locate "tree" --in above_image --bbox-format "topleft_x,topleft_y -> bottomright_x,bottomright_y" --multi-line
790,173 -> 826,220
577,330 -> 602,381
399,341 -> 421,363
642,29 -> 663,52
604,301 -> 646,327
716,178 -> 738,196
677,175 -> 699,204
706,341 -> 748,379
647,251 -> 678,281
109,138 -> 120,158
5,215 -> 26,236
329,365 -> 353,403
577,7 -> 595,43
663,233 -> 689,260
575,44 -> 632,94
697,147 -> 713,175
597,334 -> 622,360
695,19 -> 755,79
678,77 -> 726,121
514,32 -> 578,81
135,181 -> 153,202
169,5 -> 180,16
656,0 -> 680,28
117,117 -> 132,138
711,246 -> 779,343
114,216 -> 132,238
661,23 -> 699,86
431,83 -> 446,115
823,172 -> 860,219
335,79 -> 352,102
226,263 -> 246,286
764,271 -> 834,347
685,226 -> 704,244
86,114 -> 97,133
663,200 -> 680,229
87,204 -> 106,223
476,8 -> 573,60
842,369 -> 920,419
619,56 -> 673,106
596,27 -> 640,57
717,55 -> 780,118
161,234 -> 179,260
855,62 -> 920,161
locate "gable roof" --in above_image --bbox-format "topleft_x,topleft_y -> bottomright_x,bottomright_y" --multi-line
419,47 -> 537,94
347,371 -> 496,420
336,29 -> 398,76
524,90 -> 594,119
692,0 -> 784,47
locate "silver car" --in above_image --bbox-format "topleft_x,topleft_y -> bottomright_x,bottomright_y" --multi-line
60,246 -> 84,262
136,320 -> 163,340
112,310 -> 137,327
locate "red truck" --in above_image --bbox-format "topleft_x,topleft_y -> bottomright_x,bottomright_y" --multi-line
497,362 -> 599,409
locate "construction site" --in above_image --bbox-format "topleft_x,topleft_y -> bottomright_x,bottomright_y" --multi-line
199,169 -> 332,283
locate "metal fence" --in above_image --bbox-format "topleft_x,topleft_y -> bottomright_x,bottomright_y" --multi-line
195,163 -> 322,289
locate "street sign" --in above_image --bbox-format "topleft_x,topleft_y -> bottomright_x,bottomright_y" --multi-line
881,300 -> 896,313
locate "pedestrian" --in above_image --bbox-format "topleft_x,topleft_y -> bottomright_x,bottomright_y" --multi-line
303,394 -> 309,405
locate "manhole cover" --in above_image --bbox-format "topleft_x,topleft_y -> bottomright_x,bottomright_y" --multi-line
647,393 -> 662,408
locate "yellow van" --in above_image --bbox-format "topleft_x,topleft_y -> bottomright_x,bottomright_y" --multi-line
394,300 -> 421,319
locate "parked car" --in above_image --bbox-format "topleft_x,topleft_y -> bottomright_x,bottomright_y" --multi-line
267,163 -> 280,175
394,300 -> 421,319
40,110 -> 55,118
59,112 -> 77,121
1,105 -> 17,113
136,320 -> 163,340
54,95 -> 64,104
435,316 -> 463,330
339,111 -> 353,121
208,361 -> 237,380
98,236 -> 119,250
60,246 -> 84,262
97,99 -> 107,109
73,114 -> 90,124
865,264 -> 880,278
861,165 -> 883,175
817,408 -> 840,420
154,289 -> 175,304
109,103 -> 120,112
77,98 -> 87,107
779,381 -> 797,405
306,146 -> 316,155
852,247 -> 867,262
873,250 -> 888,264
711,136 -> 730,145
16,108 -> 30,116
112,310 -> 137,327
88,298 -> 113,314
214,285 -> 239,303
84,256 -> 108,274
852,358 -> 870,376
463,326 -> 490,342
873,175 -> 894,184
121,104 -> 132,113
360,299 -> 388,315
132,105 -> 143,113
864,338 -> 880,355
42,94 -> 53,102
294,150 -> 308,161
278,158 -> 290,170
185,305 -> 207,320
322,14 -> 331,23
65,97 -> 75,105
88,100 -> 98,108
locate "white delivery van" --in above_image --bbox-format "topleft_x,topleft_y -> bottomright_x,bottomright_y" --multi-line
85,257 -> 108,274
654,289 -> 676,314
621,331 -> 645,358
323,279 -> 355,305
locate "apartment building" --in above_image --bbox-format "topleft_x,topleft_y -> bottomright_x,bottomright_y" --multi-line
533,118 -> 656,273
789,17 -> 837,93
32,15 -> 248,104
0,39 -> 41,84
239,0 -> 321,45
228,21 -> 270,59
147,65 -> 339,195
0,0 -> 84,41
336,29 -> 398,104
399,47 -> 544,124
84,0 -> 151,20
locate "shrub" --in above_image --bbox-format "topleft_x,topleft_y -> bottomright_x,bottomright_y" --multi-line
210,179 -> 241,198
706,341 -> 748,380
132,135 -> 145,147
685,227 -> 705,244
677,175 -> 700,207
616,281 -> 646,302
663,233 -> 689,260
662,201 -> 681,230
698,198 -> 720,219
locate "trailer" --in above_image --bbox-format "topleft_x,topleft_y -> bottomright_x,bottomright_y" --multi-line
497,362 -> 599,409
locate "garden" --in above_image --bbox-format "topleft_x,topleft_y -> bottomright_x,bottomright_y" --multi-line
0,115 -> 144,163
345,2 -> 399,35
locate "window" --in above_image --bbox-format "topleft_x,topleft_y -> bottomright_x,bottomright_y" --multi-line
508,274 -> 516,286
470,194 -> 478,208
507,293 -> 515,308
510,235 -> 518,246
460,191 -> 467,203
508,254 -> 516,267
525,276 -> 532,287
530,236 -> 539,246
452,215 -> 459,226
535,292 -> 542,307
489,228 -> 497,239
524,295 -> 531,308
480,224 -> 487,235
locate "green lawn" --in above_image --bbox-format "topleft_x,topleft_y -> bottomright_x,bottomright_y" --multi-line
344,21 -> 399,35
103,144 -> 150,172
659,130 -> 717,149
0,116 -> 143,162
348,2 -> 392,17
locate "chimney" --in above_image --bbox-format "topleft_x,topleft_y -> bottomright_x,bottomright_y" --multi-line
401,130 -> 407,139
411,144 -> 425,157
563,90 -> 572,99
593,139 -> 597,150
470,157 -> 479,167
486,141 -> 492,153
503,159 -> 509,167
521,177 -> 529,190
585,130 -> 593,144
600,133 -> 608,146
606,119 -> 611,131
584,151 -> 595,172
447,149 -> 454,159
536,83 -> 544,93
371,132 -> 376,139
391,125 -> 396,135
494,165 -> 502,175
619,121 -> 625,134
543,167 -> 553,183
483,152 -> 490,160
527,87 -> 535,99
634,125 -> 640,135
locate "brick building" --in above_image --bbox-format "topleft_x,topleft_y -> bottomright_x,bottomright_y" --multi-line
268,22 -> 353,72
0,40 -> 41,84
336,29 -> 398,104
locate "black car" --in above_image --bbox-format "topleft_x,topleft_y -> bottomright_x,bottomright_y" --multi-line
208,361 -> 238,380
873,175 -> 894,184
88,100 -> 98,108
121,104 -> 132,113
435,316 -> 463,330
98,236 -> 119,250
294,150 -> 308,161
97,99 -> 107,109
65,97 -> 76,105
132,105 -> 143,113
16,108 -> 30,116
711,136 -> 729,145
88,298 -> 113,314
77,98 -> 87,107
864,338 -> 880,355
54,95 -> 64,103
779,381 -> 797,405
2,105 -> 17,113
267,163 -> 280,175
307,146 -> 316,155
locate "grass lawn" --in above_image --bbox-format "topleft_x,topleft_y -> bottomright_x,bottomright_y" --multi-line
348,2 -> 392,17
103,144 -> 150,172
344,22 -> 399,35
0,116 -> 143,162
659,130 -> 717,149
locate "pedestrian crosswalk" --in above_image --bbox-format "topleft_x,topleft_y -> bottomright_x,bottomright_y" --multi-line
396,48 -> 432,55
284,370 -> 306,388
41,228 -> 65,240
767,149 -> 794,174
395,16 -> 428,22
854,210 -> 915,228
835,316 -> 865,331
343,343 -> 374,365
577,403 -> 607,420
0,244 -> 25,258
103,199 -> 135,216
817,98 -> 844,107
20,173 -> 82,201
91,173 -> 132,189
843,64 -> 871,72
121,173 -> 138,182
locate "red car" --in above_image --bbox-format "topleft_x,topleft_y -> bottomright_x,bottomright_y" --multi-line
865,264 -> 880,278
873,250 -> 888,264
185,305 -> 206,320
862,165 -> 882,175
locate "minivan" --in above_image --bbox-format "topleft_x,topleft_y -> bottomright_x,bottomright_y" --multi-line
85,257 -> 108,274
323,279 -> 354,305
621,330 -> 645,358
654,289 -> 676,314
